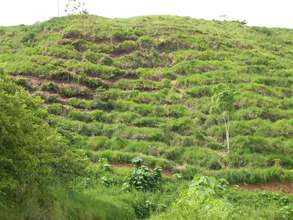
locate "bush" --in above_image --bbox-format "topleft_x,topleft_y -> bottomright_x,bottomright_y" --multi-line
151,176 -> 232,220
0,74 -> 87,216
84,50 -> 102,63
128,158 -> 162,191
47,103 -> 68,115
112,30 -> 137,41
42,82 -> 59,93
68,109 -> 94,122
138,36 -> 154,49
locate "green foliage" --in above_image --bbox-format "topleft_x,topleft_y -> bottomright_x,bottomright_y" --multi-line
151,176 -> 232,220
0,74 -> 87,216
227,189 -> 293,220
128,158 -> 162,191
205,167 -> 293,184
47,103 -> 68,115
210,84 -> 237,153
8,15 -> 290,179
1,15 -> 293,219
210,84 -> 237,114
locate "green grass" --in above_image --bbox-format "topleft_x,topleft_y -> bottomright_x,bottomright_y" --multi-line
1,14 -> 293,172
1,14 -> 293,219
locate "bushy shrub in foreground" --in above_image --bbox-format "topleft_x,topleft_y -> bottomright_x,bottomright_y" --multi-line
128,157 -> 162,192
151,176 -> 232,220
0,74 -> 87,219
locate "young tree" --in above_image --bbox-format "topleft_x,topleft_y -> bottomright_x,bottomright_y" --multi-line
210,84 -> 237,153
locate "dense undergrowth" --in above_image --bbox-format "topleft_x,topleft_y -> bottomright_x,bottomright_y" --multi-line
0,14 -> 293,219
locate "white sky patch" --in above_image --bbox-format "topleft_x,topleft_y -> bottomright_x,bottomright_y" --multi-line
0,0 -> 292,28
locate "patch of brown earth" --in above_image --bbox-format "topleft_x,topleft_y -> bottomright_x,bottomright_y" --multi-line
112,163 -> 133,169
239,181 -> 293,194
111,48 -> 134,57
12,75 -> 94,91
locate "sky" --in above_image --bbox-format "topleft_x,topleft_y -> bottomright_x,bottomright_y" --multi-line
0,0 -> 293,28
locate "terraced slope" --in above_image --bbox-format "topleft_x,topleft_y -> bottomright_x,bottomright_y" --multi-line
1,15 -> 293,175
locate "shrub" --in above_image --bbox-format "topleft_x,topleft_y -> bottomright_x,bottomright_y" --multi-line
21,31 -> 37,45
128,158 -> 162,191
0,74 -> 87,216
84,50 -> 102,63
112,30 -> 137,41
47,103 -> 67,115
138,36 -> 154,49
151,176 -> 232,220
41,82 -> 59,93
14,78 -> 34,91
68,109 -> 94,122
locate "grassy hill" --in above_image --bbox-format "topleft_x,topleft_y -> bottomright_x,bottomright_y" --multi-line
0,14 -> 293,219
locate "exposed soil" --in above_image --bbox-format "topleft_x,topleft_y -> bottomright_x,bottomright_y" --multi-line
34,91 -> 68,103
239,181 -> 293,194
111,48 -> 134,57
123,71 -> 140,80
112,163 -> 133,170
162,170 -> 174,177
12,75 -> 94,91
94,37 -> 125,44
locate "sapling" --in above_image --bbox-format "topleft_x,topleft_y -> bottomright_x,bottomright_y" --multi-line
210,84 -> 237,154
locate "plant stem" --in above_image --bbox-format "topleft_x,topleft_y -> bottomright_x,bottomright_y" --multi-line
223,114 -> 230,153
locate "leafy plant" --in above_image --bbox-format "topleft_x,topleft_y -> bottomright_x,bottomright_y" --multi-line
151,176 -> 232,220
128,158 -> 162,191
210,84 -> 237,153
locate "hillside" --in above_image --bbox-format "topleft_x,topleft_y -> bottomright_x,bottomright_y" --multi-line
0,15 -> 293,219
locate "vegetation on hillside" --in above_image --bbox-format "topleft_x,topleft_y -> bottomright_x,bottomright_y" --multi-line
0,14 -> 292,219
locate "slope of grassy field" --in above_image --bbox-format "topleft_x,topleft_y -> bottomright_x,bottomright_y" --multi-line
0,14 -> 293,219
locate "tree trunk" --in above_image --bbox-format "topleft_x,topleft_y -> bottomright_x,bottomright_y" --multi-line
223,114 -> 230,153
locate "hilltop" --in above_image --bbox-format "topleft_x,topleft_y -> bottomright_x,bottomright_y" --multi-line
0,15 -> 293,219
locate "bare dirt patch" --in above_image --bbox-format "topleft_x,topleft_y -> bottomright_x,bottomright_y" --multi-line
112,163 -> 133,170
239,181 -> 293,194
11,75 -> 96,92
111,48 -> 133,57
